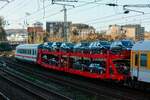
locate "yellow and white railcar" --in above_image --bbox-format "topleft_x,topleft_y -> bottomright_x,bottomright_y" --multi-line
15,44 -> 40,63
131,41 -> 150,83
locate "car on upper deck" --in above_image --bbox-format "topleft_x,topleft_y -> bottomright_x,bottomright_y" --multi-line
110,40 -> 134,55
73,42 -> 90,53
60,42 -> 75,52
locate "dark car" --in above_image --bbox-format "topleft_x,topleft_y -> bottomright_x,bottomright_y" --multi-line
72,61 -> 82,70
73,42 -> 90,53
88,63 -> 105,74
115,63 -> 129,75
42,42 -> 53,51
0,42 -> 12,51
72,60 -> 89,71
51,42 -> 63,51
110,40 -> 134,53
49,58 -> 58,66
60,42 -> 75,52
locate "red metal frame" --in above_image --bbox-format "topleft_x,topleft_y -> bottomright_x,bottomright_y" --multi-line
37,49 -> 130,81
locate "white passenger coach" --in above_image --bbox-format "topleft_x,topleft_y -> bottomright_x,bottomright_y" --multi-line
15,44 -> 40,62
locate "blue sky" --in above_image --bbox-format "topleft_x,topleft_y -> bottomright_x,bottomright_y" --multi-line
0,0 -> 150,31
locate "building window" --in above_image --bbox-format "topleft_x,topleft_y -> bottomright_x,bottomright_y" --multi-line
140,54 -> 147,67
135,54 -> 139,66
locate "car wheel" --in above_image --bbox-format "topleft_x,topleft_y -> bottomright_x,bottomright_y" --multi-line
81,67 -> 84,71
90,69 -> 93,73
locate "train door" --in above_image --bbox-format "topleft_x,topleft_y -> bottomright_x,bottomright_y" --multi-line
131,51 -> 139,81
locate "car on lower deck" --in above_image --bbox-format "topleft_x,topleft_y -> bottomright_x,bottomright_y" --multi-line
88,63 -> 105,74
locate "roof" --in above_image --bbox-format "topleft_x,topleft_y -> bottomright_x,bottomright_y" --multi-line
16,44 -> 40,49
132,40 -> 150,51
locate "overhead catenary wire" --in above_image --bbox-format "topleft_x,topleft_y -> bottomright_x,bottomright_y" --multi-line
2,0 -> 150,32
86,12 -> 150,25
96,19 -> 150,31
3,0 -> 31,19
27,0 -> 106,23
91,14 -> 150,31
0,0 -> 15,11
2,0 -> 122,25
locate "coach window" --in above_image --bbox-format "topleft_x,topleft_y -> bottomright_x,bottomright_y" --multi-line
28,50 -> 29,54
24,49 -> 26,54
29,50 -> 30,55
28,50 -> 30,55
140,54 -> 147,67
135,54 -> 139,66
21,49 -> 23,54
20,49 -> 22,53
35,50 -> 37,55
22,49 -> 23,54
30,49 -> 32,55
27,50 -> 29,54
22,49 -> 24,54
24,50 -> 26,54
17,49 -> 19,53
32,49 -> 34,55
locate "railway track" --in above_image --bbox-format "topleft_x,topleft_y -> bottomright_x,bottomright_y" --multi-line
0,92 -> 10,100
2,57 -> 150,100
1,58 -> 100,100
0,63 -> 72,100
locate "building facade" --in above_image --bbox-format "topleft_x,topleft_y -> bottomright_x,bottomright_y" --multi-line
106,24 -> 145,41
144,32 -> 150,40
6,29 -> 28,44
122,24 -> 144,41
46,21 -> 72,38
70,23 -> 95,36
27,22 -> 44,43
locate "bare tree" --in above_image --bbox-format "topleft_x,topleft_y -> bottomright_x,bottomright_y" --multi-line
0,17 -> 7,41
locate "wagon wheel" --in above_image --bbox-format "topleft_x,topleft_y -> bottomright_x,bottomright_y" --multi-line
81,67 -> 84,71
90,69 -> 93,73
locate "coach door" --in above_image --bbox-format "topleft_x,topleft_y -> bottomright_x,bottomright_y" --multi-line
131,51 -> 140,80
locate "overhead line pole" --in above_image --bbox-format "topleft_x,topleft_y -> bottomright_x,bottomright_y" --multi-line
52,0 -> 77,42
63,5 -> 67,42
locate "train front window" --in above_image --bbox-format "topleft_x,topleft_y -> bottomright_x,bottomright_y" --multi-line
140,54 -> 147,67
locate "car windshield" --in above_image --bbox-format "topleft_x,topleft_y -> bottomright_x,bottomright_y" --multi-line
56,42 -> 62,46
89,63 -> 100,67
122,41 -> 133,47
66,43 -> 74,47
81,42 -> 90,46
48,42 -> 53,45
99,41 -> 110,46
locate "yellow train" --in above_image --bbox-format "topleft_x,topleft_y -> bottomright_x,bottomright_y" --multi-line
131,40 -> 150,83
